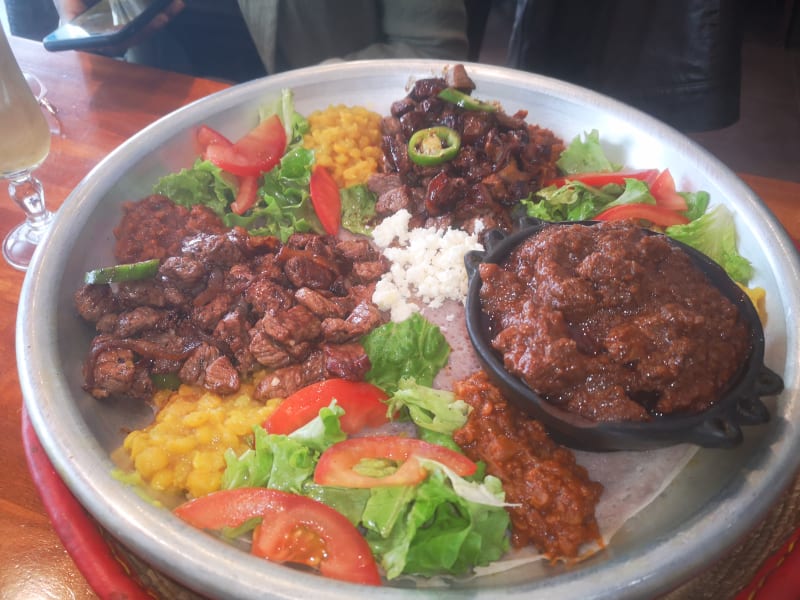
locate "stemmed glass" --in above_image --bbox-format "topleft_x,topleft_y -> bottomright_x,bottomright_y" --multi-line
24,70 -> 61,135
0,27 -> 55,271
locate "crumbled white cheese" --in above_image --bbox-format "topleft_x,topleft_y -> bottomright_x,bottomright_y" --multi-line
371,209 -> 484,322
371,207 -> 412,248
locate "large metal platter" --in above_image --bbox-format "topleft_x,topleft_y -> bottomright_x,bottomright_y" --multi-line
17,60 -> 800,599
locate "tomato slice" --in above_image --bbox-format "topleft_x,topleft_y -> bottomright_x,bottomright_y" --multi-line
309,165 -> 341,236
265,379 -> 389,435
649,169 -> 689,211
174,488 -> 381,586
314,436 -> 477,488
548,169 -> 659,188
593,202 -> 690,227
251,503 -> 381,586
206,114 -> 287,177
231,174 -> 259,215
197,125 -> 233,153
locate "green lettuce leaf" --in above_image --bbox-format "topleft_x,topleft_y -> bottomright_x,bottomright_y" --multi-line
361,313 -> 451,394
221,404 -> 346,493
417,459 -> 514,508
340,184 -> 377,235
556,129 -> 621,175
287,403 -> 346,452
152,159 -> 237,218
302,483 -> 370,526
524,181 -> 614,222
603,178 -> 656,209
681,190 -> 711,221
221,426 -> 315,494
223,146 -> 324,241
366,468 -> 510,578
417,428 -> 463,453
361,485 -> 416,538
524,177 -> 651,222
259,88 -> 309,149
220,426 -> 275,490
665,204 -> 754,284
387,378 -> 470,434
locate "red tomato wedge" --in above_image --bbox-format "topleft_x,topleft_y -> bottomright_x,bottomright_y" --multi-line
174,488 -> 381,586
309,165 -> 341,236
265,379 -> 389,435
205,114 -> 287,177
197,125 -> 233,153
314,436 -> 477,488
231,174 -> 259,215
649,168 -> 689,211
594,202 -> 690,227
548,169 -> 659,188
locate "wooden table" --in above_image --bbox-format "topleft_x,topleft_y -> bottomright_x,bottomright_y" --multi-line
0,37 -> 227,600
0,36 -> 798,600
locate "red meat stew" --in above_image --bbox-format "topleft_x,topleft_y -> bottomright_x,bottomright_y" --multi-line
478,220 -> 750,422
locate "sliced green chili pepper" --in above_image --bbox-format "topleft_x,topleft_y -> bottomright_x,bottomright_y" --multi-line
84,258 -> 160,285
437,87 -> 497,112
151,372 -> 182,390
408,126 -> 461,166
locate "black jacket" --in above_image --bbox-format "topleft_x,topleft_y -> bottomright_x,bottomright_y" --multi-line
506,0 -> 745,132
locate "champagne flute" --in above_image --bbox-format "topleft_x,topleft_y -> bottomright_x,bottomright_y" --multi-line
0,27 -> 55,271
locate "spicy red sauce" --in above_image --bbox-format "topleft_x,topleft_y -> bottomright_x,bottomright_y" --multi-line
453,371 -> 603,559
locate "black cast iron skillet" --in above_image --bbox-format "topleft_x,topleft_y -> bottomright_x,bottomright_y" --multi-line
464,217 -> 784,451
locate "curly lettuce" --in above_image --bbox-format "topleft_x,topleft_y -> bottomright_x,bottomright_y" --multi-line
361,313 -> 451,394
666,204 -> 754,284
153,159 -> 236,217
364,466 -> 510,578
523,177 -> 655,222
556,129 -> 621,175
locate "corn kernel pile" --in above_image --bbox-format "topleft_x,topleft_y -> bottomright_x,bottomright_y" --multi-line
739,283 -> 767,325
303,104 -> 383,189
123,385 -> 279,499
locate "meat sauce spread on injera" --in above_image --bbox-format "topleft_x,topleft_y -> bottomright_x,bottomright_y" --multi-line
454,371 -> 603,559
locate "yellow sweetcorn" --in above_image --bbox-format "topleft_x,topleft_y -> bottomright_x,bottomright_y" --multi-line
738,283 -> 767,326
303,105 -> 383,189
123,384 -> 280,499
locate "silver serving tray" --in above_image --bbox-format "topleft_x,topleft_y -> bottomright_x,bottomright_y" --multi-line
17,60 -> 800,599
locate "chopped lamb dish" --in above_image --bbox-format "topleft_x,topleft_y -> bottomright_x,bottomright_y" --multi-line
370,64 -> 565,236
75,195 -> 388,402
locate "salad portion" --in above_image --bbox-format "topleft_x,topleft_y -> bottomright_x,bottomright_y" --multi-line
77,64 -> 761,588
525,129 -> 754,285
181,373 -> 514,583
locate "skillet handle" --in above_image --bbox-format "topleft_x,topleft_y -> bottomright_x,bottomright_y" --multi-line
688,415 -> 743,448
482,228 -> 507,253
515,215 -> 547,229
464,249 -> 485,279
755,365 -> 784,396
464,228 -> 507,278
736,395 -> 770,426
731,365 -> 782,426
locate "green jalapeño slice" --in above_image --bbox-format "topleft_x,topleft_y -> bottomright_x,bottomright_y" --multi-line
408,126 -> 461,166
